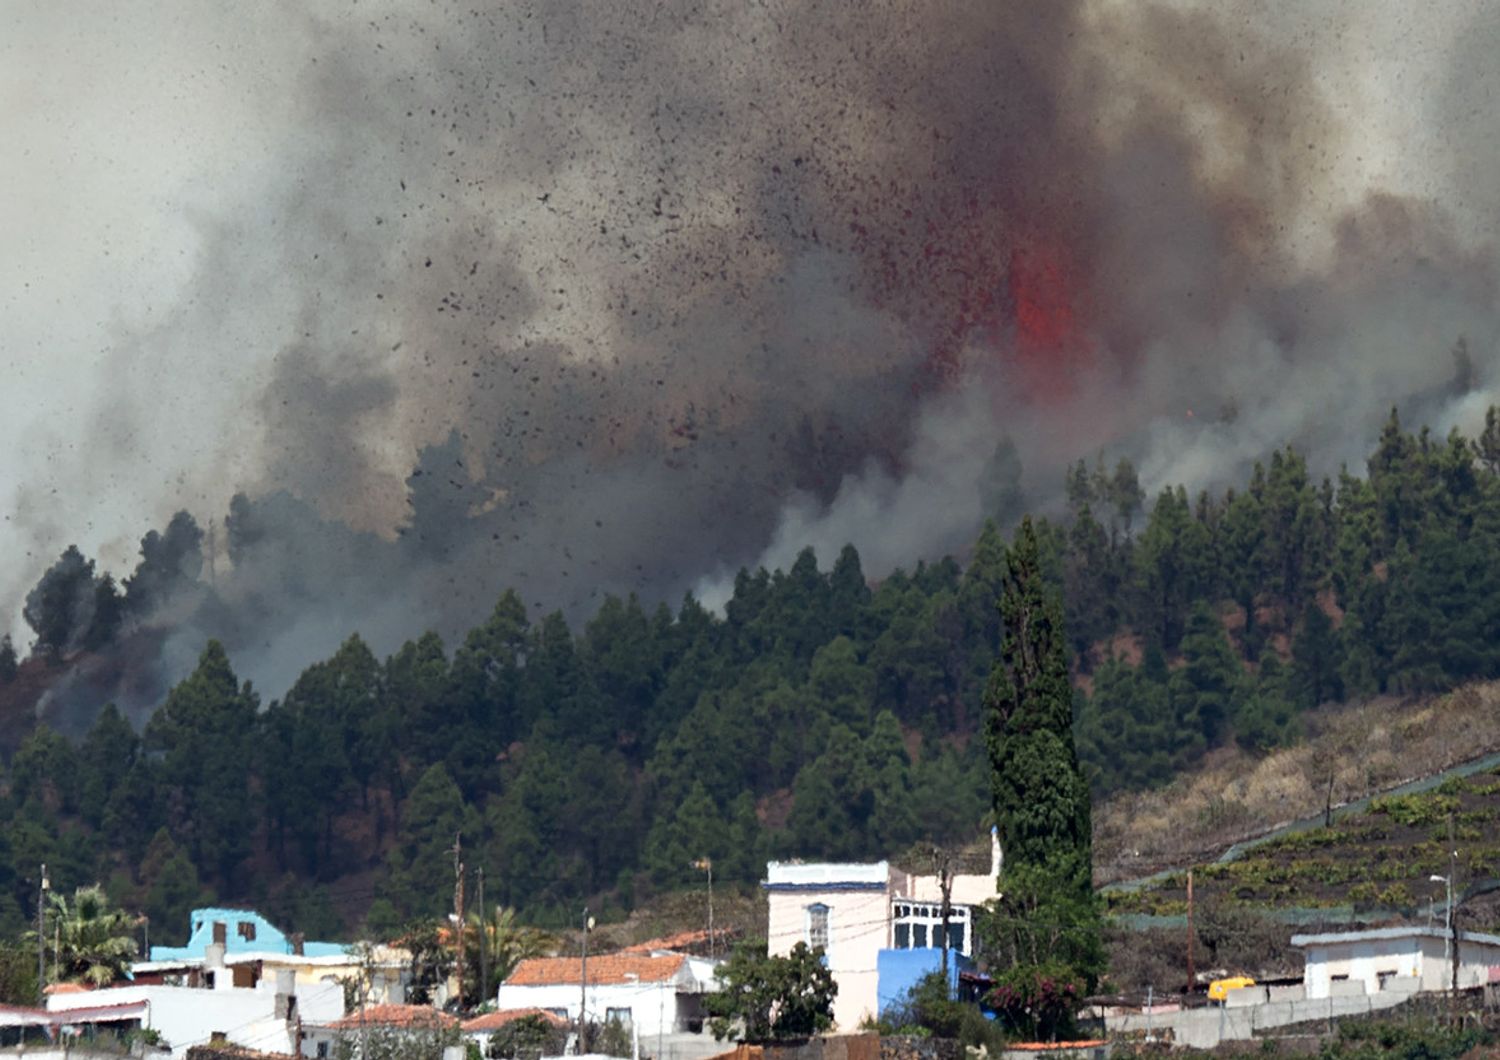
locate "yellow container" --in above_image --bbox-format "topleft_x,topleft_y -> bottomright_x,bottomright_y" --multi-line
1208,976 -> 1256,1002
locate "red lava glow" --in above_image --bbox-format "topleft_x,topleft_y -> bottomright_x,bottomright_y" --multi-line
839,184 -> 1093,405
1006,244 -> 1092,405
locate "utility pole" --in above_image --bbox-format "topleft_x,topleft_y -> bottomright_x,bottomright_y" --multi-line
452,834 -> 466,1011
1185,869 -> 1196,997
579,907 -> 591,1055
1449,847 -> 1459,996
357,941 -> 373,1060
693,859 -> 713,959
36,864 -> 48,1005
478,867 -> 488,1007
933,846 -> 954,985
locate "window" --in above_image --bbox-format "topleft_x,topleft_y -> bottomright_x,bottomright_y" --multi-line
1377,970 -> 1397,990
213,922 -> 227,945
807,904 -> 830,950
891,903 -> 972,956
945,922 -> 964,953
605,1008 -> 632,1026
316,1043 -> 329,1059
237,921 -> 256,941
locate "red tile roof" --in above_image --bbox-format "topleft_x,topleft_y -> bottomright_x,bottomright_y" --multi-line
324,1004 -> 459,1031
44,983 -> 91,995
621,929 -> 720,954
462,1008 -> 568,1032
506,954 -> 685,986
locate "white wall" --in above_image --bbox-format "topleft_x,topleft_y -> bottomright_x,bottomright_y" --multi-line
1301,935 -> 1500,999
763,848 -> 999,1032
767,885 -> 887,1031
48,980 -> 344,1059
496,979 -> 685,1040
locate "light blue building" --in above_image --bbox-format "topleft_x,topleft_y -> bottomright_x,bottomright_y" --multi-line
876,947 -> 971,1018
150,907 -> 348,962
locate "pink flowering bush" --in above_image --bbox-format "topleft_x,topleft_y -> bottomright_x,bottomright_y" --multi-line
985,962 -> 1084,1042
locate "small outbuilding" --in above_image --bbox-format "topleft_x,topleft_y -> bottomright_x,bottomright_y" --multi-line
1291,926 -> 1500,998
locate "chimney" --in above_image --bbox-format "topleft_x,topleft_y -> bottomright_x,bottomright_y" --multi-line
274,968 -> 298,1020
291,933 -> 305,957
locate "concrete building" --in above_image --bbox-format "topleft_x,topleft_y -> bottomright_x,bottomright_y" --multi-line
151,908 -> 348,963
763,833 -> 1000,1030
1291,925 -> 1500,998
496,953 -> 715,1042
46,971 -> 343,1059
139,910 -> 408,1005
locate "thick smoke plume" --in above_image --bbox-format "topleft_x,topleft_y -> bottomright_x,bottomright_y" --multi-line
5,0 -> 1499,712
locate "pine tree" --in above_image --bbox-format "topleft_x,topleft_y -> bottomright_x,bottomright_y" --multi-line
1476,406 -> 1500,477
1171,602 -> 1243,748
382,763 -> 469,920
1290,601 -> 1343,709
983,518 -> 1101,985
144,641 -> 258,884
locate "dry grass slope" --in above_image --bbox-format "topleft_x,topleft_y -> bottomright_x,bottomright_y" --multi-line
1094,681 -> 1500,885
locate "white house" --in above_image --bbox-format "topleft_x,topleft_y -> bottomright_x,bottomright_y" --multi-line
763,833 -> 1001,1030
1291,926 -> 1500,998
496,953 -> 713,1042
46,972 -> 344,1059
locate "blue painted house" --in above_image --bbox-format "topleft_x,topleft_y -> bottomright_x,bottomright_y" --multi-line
150,907 -> 348,961
876,948 -> 971,1019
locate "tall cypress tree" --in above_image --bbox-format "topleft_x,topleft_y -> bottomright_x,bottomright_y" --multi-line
983,517 -> 1102,988
985,517 -> 1092,883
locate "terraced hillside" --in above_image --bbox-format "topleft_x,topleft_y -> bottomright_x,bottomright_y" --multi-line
1107,768 -> 1500,921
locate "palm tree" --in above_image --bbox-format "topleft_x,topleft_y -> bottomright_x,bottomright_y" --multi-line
33,885 -> 139,986
462,906 -> 553,1005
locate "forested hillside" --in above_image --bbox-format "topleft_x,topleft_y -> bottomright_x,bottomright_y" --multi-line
3,407 -> 1500,946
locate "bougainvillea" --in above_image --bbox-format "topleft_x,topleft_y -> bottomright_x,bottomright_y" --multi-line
986,962 -> 1084,1042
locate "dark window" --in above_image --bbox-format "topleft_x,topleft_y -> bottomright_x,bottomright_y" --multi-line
912,925 -> 928,948
894,924 -> 910,949
317,1043 -> 329,1058
213,922 -> 227,945
238,922 -> 257,941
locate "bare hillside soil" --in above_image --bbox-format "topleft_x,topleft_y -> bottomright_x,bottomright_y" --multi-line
1094,681 -> 1500,886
